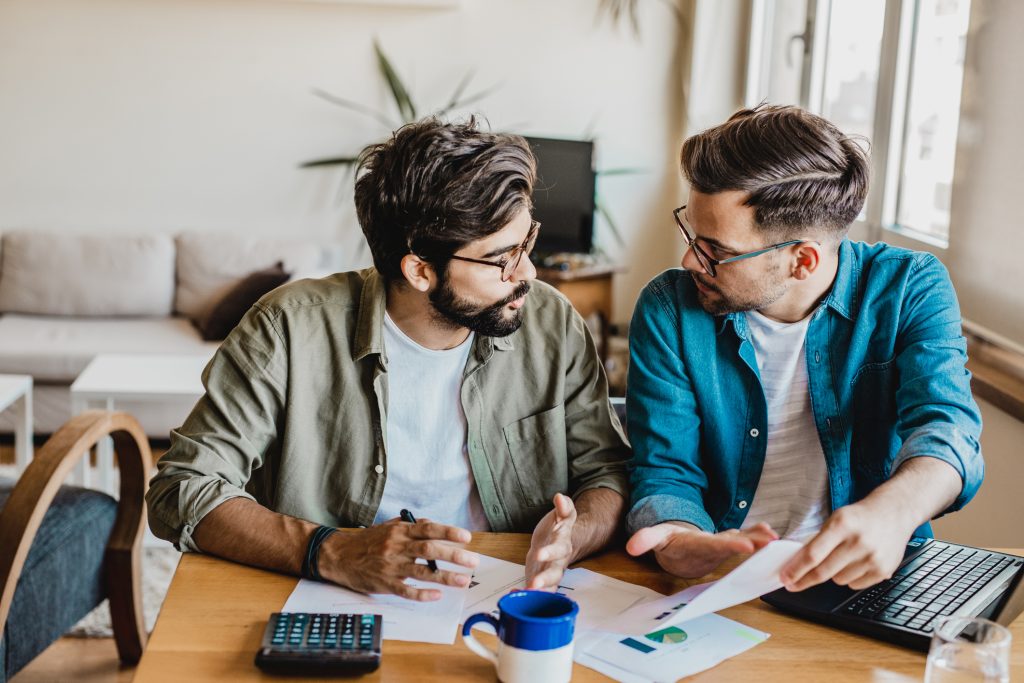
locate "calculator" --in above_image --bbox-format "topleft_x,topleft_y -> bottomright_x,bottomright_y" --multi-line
254,612 -> 383,675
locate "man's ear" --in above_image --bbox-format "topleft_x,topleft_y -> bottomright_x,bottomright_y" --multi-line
792,242 -> 824,280
400,254 -> 436,292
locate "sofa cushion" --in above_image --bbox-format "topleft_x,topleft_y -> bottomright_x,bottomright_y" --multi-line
174,232 -> 321,320
0,232 -> 175,317
196,262 -> 291,341
0,315 -> 219,383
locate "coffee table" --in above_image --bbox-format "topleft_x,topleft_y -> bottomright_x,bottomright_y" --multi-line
0,373 -> 33,475
69,353 -> 212,492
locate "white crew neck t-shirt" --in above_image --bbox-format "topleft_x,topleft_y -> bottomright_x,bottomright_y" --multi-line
740,309 -> 830,541
371,313 -> 491,531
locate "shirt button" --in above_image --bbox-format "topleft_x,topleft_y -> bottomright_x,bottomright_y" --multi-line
749,428 -> 760,438
491,505 -> 500,514
815,351 -> 821,363
738,500 -> 748,509
373,464 -> 384,475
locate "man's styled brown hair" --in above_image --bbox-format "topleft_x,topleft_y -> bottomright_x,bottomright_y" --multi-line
680,104 -> 869,239
354,116 -> 537,283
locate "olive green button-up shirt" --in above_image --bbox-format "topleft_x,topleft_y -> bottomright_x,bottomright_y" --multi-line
146,268 -> 630,551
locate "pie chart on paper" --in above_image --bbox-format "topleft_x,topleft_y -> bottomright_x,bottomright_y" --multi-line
645,626 -> 688,644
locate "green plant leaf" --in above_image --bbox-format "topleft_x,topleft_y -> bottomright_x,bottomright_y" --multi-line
437,84 -> 501,117
597,166 -> 647,177
374,39 -> 417,123
312,88 -> 398,129
299,156 -> 360,169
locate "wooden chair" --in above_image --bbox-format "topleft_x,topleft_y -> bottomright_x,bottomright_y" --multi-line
0,411 -> 150,679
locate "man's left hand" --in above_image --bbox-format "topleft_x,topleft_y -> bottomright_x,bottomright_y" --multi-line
780,500 -> 916,592
525,493 -> 577,590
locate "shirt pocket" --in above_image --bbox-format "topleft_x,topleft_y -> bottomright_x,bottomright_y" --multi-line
502,404 -> 568,507
850,358 -> 899,478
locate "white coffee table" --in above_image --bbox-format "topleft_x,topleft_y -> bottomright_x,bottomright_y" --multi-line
70,353 -> 212,492
0,374 -> 33,475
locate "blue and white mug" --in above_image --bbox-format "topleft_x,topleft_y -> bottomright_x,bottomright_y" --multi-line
462,590 -> 578,683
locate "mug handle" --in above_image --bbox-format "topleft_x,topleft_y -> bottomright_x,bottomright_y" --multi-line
461,612 -> 500,666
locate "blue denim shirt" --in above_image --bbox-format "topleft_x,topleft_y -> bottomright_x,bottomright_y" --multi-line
626,239 -> 983,535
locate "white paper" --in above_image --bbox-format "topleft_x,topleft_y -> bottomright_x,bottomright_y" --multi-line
459,557 -> 660,631
602,539 -> 803,634
578,613 -> 770,683
281,560 -> 471,644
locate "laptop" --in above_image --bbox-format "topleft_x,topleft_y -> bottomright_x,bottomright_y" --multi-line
761,537 -> 1024,651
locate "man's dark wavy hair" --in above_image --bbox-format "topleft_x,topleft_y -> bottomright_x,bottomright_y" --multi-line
680,104 -> 870,240
354,116 -> 537,283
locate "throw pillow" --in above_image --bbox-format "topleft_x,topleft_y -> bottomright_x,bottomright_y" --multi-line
197,262 -> 291,341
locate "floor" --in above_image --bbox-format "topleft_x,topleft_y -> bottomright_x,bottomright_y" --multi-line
2,441 -> 161,683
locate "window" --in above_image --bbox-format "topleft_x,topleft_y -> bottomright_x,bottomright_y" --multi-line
745,0 -> 972,247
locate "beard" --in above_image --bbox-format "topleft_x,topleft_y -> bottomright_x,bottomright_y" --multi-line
690,265 -> 787,316
429,277 -> 532,337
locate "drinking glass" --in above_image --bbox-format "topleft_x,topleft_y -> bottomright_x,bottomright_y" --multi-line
924,615 -> 1011,682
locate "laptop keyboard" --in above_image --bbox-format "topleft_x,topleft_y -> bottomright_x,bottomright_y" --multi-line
841,543 -> 1020,633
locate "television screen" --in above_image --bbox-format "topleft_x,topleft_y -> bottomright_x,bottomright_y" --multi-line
522,136 -> 596,254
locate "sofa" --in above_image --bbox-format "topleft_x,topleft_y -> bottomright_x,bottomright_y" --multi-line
0,230 -> 344,437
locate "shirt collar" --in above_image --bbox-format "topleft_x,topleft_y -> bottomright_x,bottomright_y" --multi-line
352,268 -> 517,363
713,238 -> 858,334
353,269 -> 387,363
820,238 -> 858,321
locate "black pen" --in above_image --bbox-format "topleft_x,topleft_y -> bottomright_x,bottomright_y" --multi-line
399,508 -> 439,572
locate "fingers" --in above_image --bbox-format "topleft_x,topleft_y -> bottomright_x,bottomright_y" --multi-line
740,523 -> 779,549
390,581 -> 443,602
405,518 -> 472,544
404,562 -> 472,588
785,539 -> 858,591
527,566 -> 565,591
831,558 -> 874,588
626,524 -> 679,556
552,493 -> 576,522
408,540 -> 480,569
781,524 -> 846,588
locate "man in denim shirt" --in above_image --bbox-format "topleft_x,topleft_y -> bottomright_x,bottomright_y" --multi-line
625,105 -> 983,593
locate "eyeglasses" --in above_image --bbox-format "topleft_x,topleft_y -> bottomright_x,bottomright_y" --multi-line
447,220 -> 540,282
673,205 -> 814,278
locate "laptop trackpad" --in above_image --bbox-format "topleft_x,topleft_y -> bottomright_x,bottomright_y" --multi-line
763,580 -> 858,613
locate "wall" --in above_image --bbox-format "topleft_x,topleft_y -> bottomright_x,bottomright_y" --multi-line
933,399 -> 1024,548
0,0 -> 689,324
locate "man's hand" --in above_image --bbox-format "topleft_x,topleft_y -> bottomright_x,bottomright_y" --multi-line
526,493 -> 577,590
780,501 -> 914,592
318,517 -> 479,601
781,457 -> 964,592
626,521 -> 779,578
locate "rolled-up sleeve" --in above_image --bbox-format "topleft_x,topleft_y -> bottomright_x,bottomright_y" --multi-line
625,280 -> 714,535
889,254 -> 984,513
146,303 -> 288,552
562,307 -> 631,499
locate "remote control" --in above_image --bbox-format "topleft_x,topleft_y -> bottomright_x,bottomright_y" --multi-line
255,612 -> 382,676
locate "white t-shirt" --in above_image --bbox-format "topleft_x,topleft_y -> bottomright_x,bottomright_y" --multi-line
740,309 -> 830,541
371,313 -> 491,531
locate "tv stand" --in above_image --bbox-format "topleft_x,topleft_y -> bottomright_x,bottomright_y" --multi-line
536,263 -> 623,362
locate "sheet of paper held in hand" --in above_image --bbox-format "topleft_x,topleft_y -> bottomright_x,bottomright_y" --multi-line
598,538 -> 804,635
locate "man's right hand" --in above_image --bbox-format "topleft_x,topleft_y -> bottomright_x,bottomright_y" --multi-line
317,517 -> 480,601
625,521 -> 779,578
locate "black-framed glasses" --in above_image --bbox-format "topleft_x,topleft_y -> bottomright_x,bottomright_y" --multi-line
447,220 -> 540,282
673,205 -> 814,278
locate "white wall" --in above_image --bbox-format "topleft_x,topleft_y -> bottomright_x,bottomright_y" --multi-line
933,399 -> 1024,548
0,0 -> 688,324
944,0 -> 1024,346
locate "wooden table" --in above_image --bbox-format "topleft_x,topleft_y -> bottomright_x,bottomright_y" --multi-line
133,535 -> 1024,681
